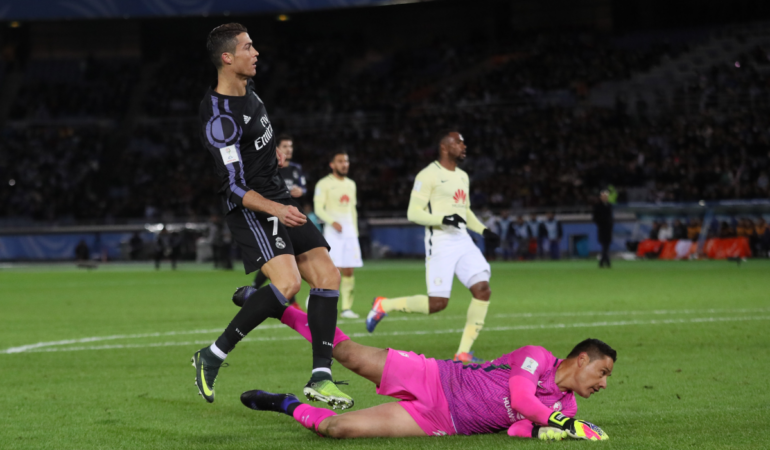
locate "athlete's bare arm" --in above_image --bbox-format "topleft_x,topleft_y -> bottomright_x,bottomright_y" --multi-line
242,190 -> 306,227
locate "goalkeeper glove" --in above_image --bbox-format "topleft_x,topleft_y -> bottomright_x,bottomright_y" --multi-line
482,228 -> 500,248
442,214 -> 466,229
531,426 -> 568,441
548,411 -> 609,441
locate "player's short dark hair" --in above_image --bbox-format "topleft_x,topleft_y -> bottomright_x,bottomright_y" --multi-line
566,338 -> 617,362
276,134 -> 293,146
435,129 -> 459,149
328,150 -> 348,162
207,23 -> 248,69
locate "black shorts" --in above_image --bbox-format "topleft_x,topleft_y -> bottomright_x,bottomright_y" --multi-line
227,197 -> 329,274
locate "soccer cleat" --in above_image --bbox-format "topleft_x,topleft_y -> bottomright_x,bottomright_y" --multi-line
191,347 -> 226,403
240,390 -> 299,414
453,351 -> 485,364
303,379 -> 354,410
340,309 -> 359,319
365,297 -> 388,333
232,285 -> 256,308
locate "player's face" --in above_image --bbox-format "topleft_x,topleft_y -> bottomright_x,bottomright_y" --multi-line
444,132 -> 467,162
229,33 -> 258,77
278,140 -> 293,166
574,354 -> 613,398
330,154 -> 349,176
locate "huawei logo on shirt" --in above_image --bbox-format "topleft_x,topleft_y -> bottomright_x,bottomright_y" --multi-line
453,189 -> 467,204
340,194 -> 350,205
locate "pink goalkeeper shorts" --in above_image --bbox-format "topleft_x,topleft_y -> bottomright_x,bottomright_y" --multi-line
376,348 -> 456,436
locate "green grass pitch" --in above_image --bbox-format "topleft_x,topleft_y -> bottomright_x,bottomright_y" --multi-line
1,259 -> 769,449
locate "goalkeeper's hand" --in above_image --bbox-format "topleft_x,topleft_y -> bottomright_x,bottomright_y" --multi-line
482,228 -> 500,247
548,411 -> 609,441
532,426 -> 568,441
442,214 -> 466,229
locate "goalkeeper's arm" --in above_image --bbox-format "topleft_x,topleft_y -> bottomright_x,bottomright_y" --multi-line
506,376 -> 608,441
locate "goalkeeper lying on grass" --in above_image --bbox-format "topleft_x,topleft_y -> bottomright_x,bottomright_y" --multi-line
240,306 -> 613,440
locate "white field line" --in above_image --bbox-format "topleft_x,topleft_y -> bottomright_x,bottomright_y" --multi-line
3,315 -> 769,355
3,307 -> 768,355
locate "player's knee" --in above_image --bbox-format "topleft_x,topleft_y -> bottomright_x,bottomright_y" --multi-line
273,275 -> 302,298
470,282 -> 491,301
429,297 -> 449,313
316,266 -> 341,290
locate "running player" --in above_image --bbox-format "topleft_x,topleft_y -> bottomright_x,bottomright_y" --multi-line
251,134 -> 306,310
366,131 -> 500,363
194,23 -> 352,408
241,306 -> 613,440
314,151 -> 363,319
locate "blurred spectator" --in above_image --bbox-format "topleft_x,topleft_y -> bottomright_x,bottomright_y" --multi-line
496,210 -> 513,260
75,239 -> 89,261
649,221 -> 661,240
511,215 -> 530,260
755,218 -> 770,257
687,218 -> 702,240
672,219 -> 687,240
658,222 -> 673,242
527,214 -> 541,259
129,232 -> 144,260
541,212 -> 563,260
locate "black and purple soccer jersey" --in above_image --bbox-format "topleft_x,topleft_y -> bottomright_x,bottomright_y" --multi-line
199,80 -> 290,214
278,162 -> 307,196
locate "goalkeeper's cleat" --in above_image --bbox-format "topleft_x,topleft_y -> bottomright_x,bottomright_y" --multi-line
533,426 -> 569,441
303,379 -> 354,410
548,411 -> 609,441
340,309 -> 360,319
232,285 -> 256,308
365,297 -> 388,333
191,347 -> 227,403
240,390 -> 300,415
453,351 -> 485,364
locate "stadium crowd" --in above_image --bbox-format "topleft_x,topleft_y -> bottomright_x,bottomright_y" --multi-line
1,32 -> 769,222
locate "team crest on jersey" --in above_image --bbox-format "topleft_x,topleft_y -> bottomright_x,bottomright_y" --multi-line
552,401 -> 562,411
340,194 -> 350,205
453,189 -> 467,204
275,237 -> 286,249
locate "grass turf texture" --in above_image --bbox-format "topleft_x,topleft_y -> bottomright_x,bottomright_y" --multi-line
1,260 -> 769,449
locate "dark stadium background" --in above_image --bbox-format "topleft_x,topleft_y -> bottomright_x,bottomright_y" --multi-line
0,0 -> 769,262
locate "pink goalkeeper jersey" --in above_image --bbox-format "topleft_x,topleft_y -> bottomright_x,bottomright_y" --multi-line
436,345 -> 577,435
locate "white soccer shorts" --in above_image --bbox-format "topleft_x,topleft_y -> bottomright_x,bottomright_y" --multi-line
425,233 -> 491,298
324,228 -> 363,268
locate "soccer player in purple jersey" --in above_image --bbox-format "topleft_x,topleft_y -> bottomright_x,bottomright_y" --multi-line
240,306 -> 613,441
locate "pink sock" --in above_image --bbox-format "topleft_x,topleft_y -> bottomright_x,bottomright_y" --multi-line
292,403 -> 337,435
280,306 -> 350,346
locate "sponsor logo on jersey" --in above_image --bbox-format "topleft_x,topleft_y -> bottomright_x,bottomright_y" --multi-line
521,356 -> 539,374
275,237 -> 286,249
503,396 -> 516,421
243,115 -> 251,124
340,194 -> 350,205
453,189 -> 467,204
254,115 -> 274,150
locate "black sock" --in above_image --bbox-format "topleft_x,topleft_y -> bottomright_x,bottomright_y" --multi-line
253,270 -> 269,288
306,288 -> 339,372
214,284 -> 288,354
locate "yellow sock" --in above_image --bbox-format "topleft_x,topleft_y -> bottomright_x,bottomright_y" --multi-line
340,275 -> 355,311
457,298 -> 489,354
380,295 -> 429,314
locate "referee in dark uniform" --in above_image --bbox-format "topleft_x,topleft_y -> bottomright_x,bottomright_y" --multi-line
252,134 -> 306,308
192,23 -> 353,409
592,190 -> 614,268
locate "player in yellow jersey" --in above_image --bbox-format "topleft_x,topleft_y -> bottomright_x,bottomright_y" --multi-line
366,131 -> 500,363
314,151 -> 363,319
